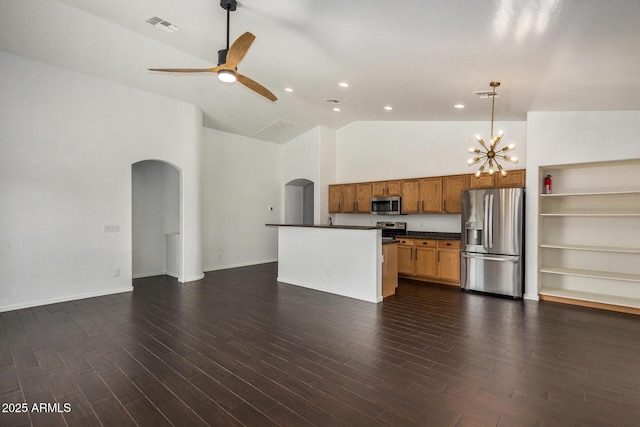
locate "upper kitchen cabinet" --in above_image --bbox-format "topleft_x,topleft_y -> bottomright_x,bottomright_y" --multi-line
442,175 -> 468,213
402,178 -> 442,213
495,169 -> 526,188
356,183 -> 372,213
328,185 -> 342,213
468,174 -> 494,189
468,169 -> 526,189
372,180 -> 402,197
341,184 -> 357,213
421,178 -> 443,212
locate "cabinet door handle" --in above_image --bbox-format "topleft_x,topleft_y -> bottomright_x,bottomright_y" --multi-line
438,251 -> 440,262
444,200 -> 446,211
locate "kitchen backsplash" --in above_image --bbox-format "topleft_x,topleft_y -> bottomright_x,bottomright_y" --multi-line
332,213 -> 461,232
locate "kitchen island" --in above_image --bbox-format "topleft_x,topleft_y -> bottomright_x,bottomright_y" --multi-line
266,224 -> 397,303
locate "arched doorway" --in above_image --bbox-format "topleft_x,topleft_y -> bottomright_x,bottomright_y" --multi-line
132,160 -> 181,279
285,179 -> 314,225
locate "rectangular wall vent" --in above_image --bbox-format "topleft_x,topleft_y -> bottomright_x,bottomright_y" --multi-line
145,16 -> 181,33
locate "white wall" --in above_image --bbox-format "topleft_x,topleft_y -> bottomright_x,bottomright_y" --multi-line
525,111 -> 640,300
336,121 -> 527,181
132,160 -> 180,278
0,52 -> 203,312
201,128 -> 282,271
283,126 -> 337,225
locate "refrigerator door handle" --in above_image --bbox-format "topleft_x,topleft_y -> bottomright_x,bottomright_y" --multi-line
461,253 -> 518,262
483,194 -> 490,250
488,194 -> 494,249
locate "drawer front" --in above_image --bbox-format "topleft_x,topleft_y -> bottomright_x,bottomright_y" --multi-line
398,238 -> 414,246
438,240 -> 460,249
415,239 -> 436,247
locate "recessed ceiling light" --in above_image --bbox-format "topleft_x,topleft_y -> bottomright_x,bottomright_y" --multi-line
454,104 -> 465,109
384,106 -> 393,111
339,82 -> 349,88
333,107 -> 341,112
284,87 -> 293,92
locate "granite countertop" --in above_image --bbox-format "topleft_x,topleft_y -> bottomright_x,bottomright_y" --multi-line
404,231 -> 461,240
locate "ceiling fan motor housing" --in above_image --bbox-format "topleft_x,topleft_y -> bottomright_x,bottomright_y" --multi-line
218,49 -> 228,66
220,0 -> 237,11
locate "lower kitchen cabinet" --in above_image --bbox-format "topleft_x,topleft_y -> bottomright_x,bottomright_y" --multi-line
398,238 -> 460,286
436,240 -> 460,282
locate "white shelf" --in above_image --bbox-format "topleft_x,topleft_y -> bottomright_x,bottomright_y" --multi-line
539,266 -> 640,283
540,190 -> 640,197
539,243 -> 640,254
539,287 -> 640,309
540,212 -> 640,217
538,160 -> 640,313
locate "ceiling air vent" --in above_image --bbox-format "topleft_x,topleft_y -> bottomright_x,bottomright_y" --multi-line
145,16 -> 181,33
253,119 -> 295,139
473,90 -> 498,99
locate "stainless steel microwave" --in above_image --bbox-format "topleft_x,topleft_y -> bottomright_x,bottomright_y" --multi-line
371,196 -> 402,215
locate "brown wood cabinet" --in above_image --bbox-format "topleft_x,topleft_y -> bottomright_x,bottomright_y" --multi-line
328,185 -> 342,213
437,240 -> 460,282
356,183 -> 372,213
495,169 -> 526,187
372,180 -> 402,197
341,184 -> 357,213
397,238 -> 415,275
468,169 -> 526,190
415,239 -> 437,278
401,178 -> 442,213
382,243 -> 399,298
398,238 -> 460,285
442,175 -> 467,213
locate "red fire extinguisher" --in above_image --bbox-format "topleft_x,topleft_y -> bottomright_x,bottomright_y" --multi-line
544,175 -> 552,194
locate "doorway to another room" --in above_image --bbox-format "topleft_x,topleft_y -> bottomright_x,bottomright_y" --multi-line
132,160 -> 181,280
285,179 -> 314,225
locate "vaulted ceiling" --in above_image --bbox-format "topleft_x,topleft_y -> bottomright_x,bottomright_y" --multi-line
2,0 -> 639,143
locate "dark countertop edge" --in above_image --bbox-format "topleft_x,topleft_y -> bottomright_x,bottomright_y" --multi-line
404,232 -> 462,241
382,240 -> 399,245
265,224 -> 380,230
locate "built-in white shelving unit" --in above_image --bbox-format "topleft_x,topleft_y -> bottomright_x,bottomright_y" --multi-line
538,159 -> 640,314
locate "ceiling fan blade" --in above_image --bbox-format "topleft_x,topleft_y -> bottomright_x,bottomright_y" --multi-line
148,67 -> 220,73
225,32 -> 255,68
237,73 -> 277,102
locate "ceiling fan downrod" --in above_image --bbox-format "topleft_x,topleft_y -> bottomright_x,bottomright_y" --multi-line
218,0 -> 237,65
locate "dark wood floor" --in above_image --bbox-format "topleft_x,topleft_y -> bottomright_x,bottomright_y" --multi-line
1,263 -> 640,426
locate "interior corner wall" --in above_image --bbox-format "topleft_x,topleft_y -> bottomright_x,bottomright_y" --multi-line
0,51 -> 203,312
524,111 -> 640,300
201,128 -> 282,271
282,126 -> 337,225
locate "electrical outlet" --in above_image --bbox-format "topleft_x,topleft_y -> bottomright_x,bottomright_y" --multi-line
217,252 -> 222,259
104,224 -> 120,233
113,268 -> 120,277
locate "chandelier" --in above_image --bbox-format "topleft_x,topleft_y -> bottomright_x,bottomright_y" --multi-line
467,81 -> 518,177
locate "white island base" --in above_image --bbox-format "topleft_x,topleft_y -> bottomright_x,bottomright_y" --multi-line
271,225 -> 383,303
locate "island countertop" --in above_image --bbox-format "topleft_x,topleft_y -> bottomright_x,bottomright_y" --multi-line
266,224 -> 380,230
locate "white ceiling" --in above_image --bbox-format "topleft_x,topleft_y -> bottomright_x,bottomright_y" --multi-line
2,0 -> 639,143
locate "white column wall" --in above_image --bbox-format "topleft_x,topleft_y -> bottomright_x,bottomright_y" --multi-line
201,128 -> 282,271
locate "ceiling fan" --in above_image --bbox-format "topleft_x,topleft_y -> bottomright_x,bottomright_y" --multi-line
148,0 -> 277,102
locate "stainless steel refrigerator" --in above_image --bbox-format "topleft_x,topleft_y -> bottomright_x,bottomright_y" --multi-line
460,187 -> 525,298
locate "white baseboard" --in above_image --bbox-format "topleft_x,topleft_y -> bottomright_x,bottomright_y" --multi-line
132,271 -> 166,279
179,273 -> 205,283
0,286 -> 134,313
203,259 -> 277,273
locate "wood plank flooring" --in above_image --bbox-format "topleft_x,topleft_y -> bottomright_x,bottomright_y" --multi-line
1,262 -> 640,426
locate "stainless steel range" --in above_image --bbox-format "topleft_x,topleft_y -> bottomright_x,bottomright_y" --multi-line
377,221 -> 407,241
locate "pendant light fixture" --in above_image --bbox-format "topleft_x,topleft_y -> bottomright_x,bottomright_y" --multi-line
467,81 -> 518,177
